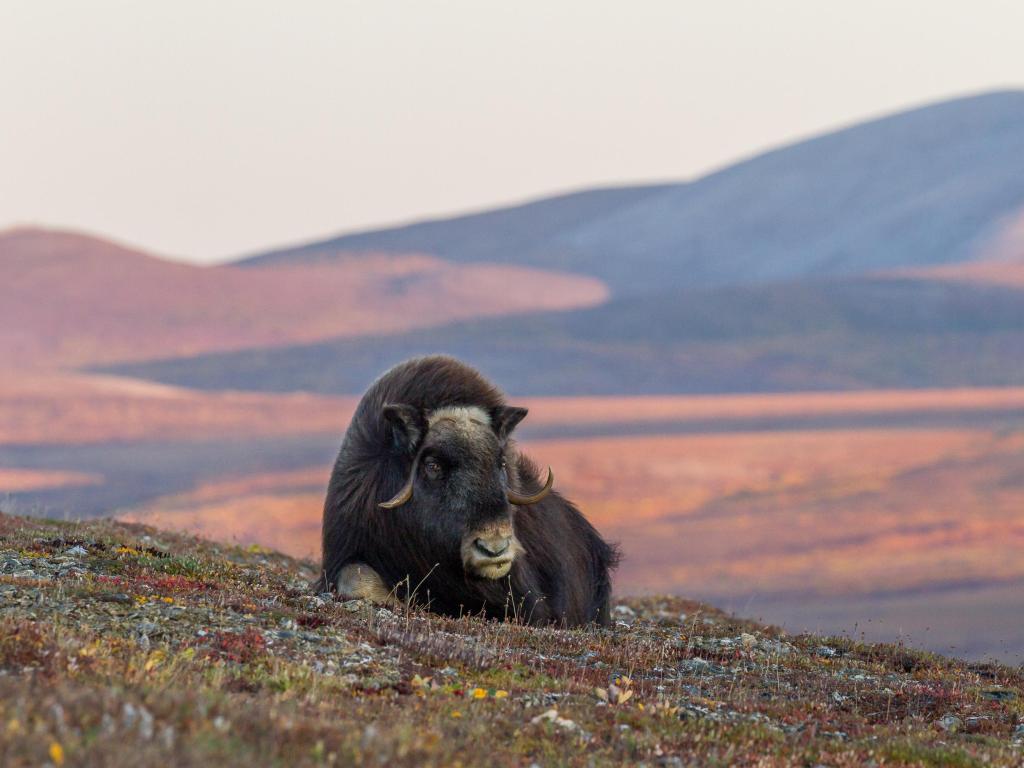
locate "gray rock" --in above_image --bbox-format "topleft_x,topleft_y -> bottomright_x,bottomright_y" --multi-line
100,592 -> 132,604
937,714 -> 963,733
982,688 -> 1017,702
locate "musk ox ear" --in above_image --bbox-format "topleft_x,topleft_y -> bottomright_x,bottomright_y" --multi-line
490,405 -> 528,440
382,403 -> 426,454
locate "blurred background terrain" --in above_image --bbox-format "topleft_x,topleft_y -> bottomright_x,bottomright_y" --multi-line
4,2 -> 1024,664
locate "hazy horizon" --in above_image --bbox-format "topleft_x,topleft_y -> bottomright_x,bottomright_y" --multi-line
4,1 -> 1024,263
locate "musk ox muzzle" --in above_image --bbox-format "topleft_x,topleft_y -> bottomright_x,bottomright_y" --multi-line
460,519 -> 525,580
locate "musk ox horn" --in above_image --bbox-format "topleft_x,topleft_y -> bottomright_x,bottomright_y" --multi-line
379,458 -> 417,509
507,467 -> 554,505
379,476 -> 413,509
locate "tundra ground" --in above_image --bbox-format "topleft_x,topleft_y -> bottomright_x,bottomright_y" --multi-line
2,512 -> 1023,767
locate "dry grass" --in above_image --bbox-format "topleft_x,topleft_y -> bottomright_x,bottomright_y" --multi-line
0,469 -> 101,493
9,371 -> 1024,447
522,387 -> 1024,426
0,372 -> 356,445
2,511 -> 1023,767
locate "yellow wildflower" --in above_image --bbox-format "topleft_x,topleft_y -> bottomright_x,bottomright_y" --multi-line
49,742 -> 65,765
144,650 -> 166,672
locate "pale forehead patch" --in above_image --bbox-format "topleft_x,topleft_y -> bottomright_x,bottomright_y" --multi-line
427,406 -> 493,449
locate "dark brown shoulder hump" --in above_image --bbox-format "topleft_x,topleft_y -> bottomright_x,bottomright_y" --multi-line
371,355 -> 506,412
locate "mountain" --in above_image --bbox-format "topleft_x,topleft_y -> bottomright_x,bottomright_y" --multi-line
0,227 -> 605,368
105,274 -> 1024,395
241,91 -> 1024,296
101,91 -> 1024,395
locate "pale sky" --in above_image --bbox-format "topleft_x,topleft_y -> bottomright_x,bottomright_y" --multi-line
3,1 -> 1023,264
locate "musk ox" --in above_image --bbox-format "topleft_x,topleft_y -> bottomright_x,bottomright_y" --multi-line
317,355 -> 619,626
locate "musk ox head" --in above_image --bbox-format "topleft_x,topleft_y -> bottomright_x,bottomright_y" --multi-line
378,402 -> 553,580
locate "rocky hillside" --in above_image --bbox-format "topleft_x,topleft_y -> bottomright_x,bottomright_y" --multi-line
1,511 -> 1023,767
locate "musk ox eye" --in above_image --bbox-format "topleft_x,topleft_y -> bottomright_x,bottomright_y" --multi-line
423,458 -> 443,480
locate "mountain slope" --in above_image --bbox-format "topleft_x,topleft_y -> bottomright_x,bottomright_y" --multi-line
240,91 -> 1024,296
0,227 -> 606,367
105,275 -> 1024,395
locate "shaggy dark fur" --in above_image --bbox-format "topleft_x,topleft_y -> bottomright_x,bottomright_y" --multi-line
317,355 -> 619,626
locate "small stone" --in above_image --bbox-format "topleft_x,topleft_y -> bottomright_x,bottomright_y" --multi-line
1012,723 -> 1024,743
100,593 -> 132,604
965,716 -> 990,733
138,706 -> 154,740
937,714 -> 963,733
65,545 -> 88,557
612,604 -> 636,618
982,688 -> 1017,702
160,725 -> 175,750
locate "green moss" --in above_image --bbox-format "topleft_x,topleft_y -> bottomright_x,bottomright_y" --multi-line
881,740 -> 987,767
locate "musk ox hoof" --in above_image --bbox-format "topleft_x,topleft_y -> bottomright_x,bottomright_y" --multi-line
336,563 -> 395,605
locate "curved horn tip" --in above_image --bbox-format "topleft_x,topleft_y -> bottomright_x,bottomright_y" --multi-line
379,482 -> 413,509
508,466 -> 555,505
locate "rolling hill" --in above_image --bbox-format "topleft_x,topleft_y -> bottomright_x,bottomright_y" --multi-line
108,90 -> 1024,396
0,227 -> 606,368
107,274 -> 1024,395
242,90 -> 1024,296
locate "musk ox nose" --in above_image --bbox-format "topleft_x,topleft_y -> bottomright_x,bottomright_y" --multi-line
474,536 -> 511,558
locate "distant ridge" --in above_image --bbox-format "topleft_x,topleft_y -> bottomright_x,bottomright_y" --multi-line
240,90 -> 1024,296
106,274 -> 1024,396
0,227 -> 606,367
104,91 -> 1024,396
